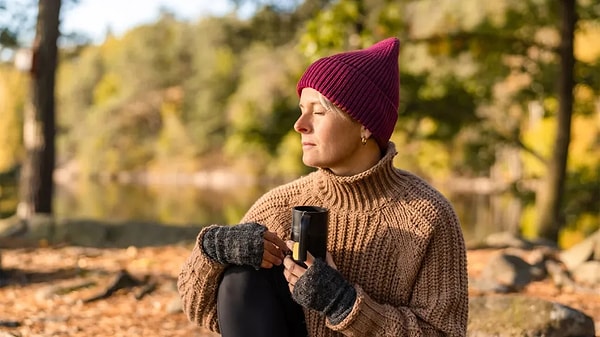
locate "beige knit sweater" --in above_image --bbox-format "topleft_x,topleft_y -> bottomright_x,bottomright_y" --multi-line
178,143 -> 468,337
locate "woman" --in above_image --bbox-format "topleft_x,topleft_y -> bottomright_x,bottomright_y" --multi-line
178,37 -> 468,337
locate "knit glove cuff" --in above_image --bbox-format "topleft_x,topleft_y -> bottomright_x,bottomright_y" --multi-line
292,258 -> 357,325
201,223 -> 266,269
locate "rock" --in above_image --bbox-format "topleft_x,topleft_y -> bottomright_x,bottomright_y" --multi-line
474,253 -> 537,292
545,259 -> 578,290
560,230 -> 600,271
0,215 -> 28,239
468,295 -> 596,337
485,232 -> 533,249
166,296 -> 182,314
571,261 -> 600,286
23,213 -> 56,241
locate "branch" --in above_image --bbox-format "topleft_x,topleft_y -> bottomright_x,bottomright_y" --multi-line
495,132 -> 547,165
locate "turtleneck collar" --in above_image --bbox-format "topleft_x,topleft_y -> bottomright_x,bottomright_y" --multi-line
312,142 -> 405,212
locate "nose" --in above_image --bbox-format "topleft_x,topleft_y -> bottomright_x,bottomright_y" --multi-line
294,114 -> 310,134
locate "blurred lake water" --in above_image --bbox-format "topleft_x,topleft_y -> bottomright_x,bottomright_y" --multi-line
54,180 -> 521,245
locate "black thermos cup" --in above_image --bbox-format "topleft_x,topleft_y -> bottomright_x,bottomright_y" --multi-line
291,206 -> 328,263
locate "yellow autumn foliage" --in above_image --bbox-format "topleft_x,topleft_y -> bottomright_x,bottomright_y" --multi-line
0,66 -> 27,171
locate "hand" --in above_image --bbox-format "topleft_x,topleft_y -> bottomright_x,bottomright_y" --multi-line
282,240 -> 337,292
202,223 -> 286,269
283,257 -> 305,293
283,241 -> 356,324
261,231 -> 289,268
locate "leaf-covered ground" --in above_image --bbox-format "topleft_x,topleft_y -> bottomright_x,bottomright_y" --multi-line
0,245 -> 598,337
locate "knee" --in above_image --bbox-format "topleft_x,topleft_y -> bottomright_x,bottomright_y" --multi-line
218,265 -> 263,302
218,265 -> 285,302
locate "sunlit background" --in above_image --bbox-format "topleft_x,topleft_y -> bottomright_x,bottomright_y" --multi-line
1,0 -> 599,248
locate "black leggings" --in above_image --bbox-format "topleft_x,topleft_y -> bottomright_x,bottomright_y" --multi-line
217,264 -> 308,337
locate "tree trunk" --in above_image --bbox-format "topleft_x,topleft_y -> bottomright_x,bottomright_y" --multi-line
17,0 -> 61,218
535,0 -> 576,242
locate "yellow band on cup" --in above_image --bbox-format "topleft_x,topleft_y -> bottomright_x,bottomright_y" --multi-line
292,241 -> 300,261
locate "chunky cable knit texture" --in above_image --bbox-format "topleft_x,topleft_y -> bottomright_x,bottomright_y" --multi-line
201,222 -> 266,269
178,142 -> 468,337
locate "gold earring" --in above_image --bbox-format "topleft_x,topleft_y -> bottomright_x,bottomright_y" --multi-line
361,136 -> 367,145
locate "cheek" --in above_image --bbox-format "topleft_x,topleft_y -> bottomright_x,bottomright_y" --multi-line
320,122 -> 360,153
313,113 -> 362,146
318,124 -> 343,144
327,119 -> 361,142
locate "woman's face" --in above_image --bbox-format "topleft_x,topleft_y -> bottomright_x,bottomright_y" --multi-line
295,88 -> 367,175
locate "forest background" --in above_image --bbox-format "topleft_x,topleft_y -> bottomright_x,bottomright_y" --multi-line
0,0 -> 599,248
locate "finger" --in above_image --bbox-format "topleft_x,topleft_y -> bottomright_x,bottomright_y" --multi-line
283,256 -> 304,281
283,267 -> 290,280
283,255 -> 295,270
264,231 -> 289,254
262,255 -> 281,267
282,257 -> 296,285
260,260 -> 274,269
283,272 -> 298,292
263,240 -> 283,265
285,240 -> 295,251
284,256 -> 297,275
285,256 -> 308,280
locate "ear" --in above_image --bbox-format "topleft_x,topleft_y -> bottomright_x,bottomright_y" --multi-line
360,126 -> 372,139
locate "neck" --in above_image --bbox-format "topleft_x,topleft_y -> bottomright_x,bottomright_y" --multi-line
330,142 -> 382,176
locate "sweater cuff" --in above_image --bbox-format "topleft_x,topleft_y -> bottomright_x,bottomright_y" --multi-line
326,285 -> 383,332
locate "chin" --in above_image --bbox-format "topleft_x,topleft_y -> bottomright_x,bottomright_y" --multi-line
302,156 -> 322,169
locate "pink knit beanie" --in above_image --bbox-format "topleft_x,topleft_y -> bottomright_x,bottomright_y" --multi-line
297,37 -> 400,150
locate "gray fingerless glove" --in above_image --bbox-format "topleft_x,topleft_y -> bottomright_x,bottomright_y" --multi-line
201,222 -> 267,269
292,258 -> 357,325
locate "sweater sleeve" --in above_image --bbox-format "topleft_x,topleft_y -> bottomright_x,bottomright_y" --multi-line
177,226 -> 227,333
177,187 -> 296,333
326,201 -> 469,337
